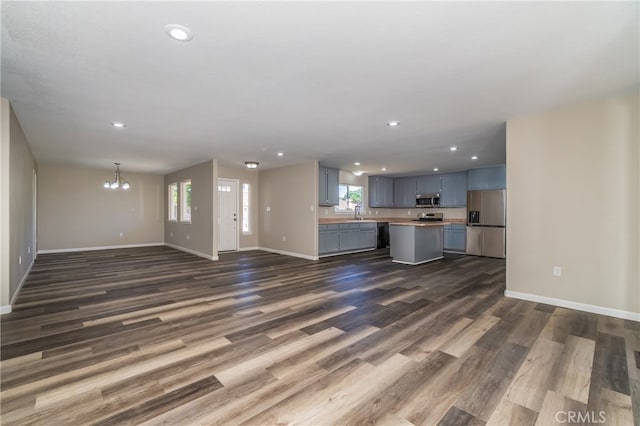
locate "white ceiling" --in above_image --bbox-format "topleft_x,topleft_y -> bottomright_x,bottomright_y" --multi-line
2,1 -> 638,176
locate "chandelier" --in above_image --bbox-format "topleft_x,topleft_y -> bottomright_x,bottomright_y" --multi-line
103,163 -> 130,190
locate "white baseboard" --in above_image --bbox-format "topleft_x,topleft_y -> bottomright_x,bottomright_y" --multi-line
504,290 -> 640,322
319,248 -> 376,258
258,247 -> 318,261
165,243 -> 218,261
238,246 -> 260,252
1,258 -> 35,315
38,243 -> 165,254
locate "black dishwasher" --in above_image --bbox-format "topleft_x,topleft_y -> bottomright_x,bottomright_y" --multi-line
377,222 -> 389,248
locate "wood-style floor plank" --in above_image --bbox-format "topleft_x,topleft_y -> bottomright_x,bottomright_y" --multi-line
1,246 -> 637,425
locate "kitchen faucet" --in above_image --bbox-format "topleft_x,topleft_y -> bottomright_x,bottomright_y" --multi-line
354,205 -> 361,220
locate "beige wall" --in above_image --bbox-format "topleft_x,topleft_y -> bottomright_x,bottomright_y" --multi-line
259,161 -> 318,259
318,170 -> 466,220
1,99 -> 12,309
38,165 -> 164,251
506,94 -> 639,318
218,164 -> 259,249
164,160 -> 216,259
1,99 -> 38,311
9,102 -> 37,305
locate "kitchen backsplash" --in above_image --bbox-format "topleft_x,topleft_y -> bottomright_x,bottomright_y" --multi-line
319,207 -> 466,220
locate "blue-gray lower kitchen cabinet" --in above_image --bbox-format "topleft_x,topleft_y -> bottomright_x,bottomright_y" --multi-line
318,224 -> 340,254
359,222 -> 377,248
443,224 -> 466,252
339,224 -> 360,251
319,222 -> 378,256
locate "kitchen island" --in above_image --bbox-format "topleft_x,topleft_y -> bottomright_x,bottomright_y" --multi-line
389,222 -> 448,265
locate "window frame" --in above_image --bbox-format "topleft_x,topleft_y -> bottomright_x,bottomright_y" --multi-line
168,182 -> 178,222
180,179 -> 192,223
334,183 -> 364,214
242,183 -> 251,235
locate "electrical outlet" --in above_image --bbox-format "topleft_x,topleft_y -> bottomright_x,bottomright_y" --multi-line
28,247 -> 31,254
19,255 -> 22,265
186,234 -> 190,240
310,205 -> 314,212
170,231 -> 173,237
266,206 -> 271,212
282,236 -> 286,241
119,232 -> 124,237
553,266 -> 562,277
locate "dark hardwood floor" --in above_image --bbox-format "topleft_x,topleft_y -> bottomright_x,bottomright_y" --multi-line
1,247 -> 638,425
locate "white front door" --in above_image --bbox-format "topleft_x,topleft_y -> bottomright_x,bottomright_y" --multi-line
218,178 -> 238,251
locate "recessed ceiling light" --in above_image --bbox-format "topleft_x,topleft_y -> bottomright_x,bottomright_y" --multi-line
449,146 -> 458,151
164,24 -> 194,42
471,155 -> 478,160
381,167 -> 387,172
352,170 -> 364,177
387,121 -> 400,127
354,162 -> 360,166
433,168 -> 439,172
277,152 -> 284,157
111,122 -> 126,128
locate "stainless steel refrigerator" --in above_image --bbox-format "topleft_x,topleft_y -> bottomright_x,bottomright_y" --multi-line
466,189 -> 506,258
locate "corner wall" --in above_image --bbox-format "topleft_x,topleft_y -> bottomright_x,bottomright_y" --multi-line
38,165 -> 164,252
506,94 -> 639,320
1,99 -> 38,312
164,160 -> 216,260
259,161 -> 318,259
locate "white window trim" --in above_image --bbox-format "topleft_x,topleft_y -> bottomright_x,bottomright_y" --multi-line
242,183 -> 251,235
180,179 -> 192,224
334,183 -> 365,214
168,182 -> 178,222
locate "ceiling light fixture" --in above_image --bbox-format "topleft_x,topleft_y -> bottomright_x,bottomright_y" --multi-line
382,167 -> 387,172
471,155 -> 478,160
103,163 -> 130,190
352,170 -> 364,177
111,122 -> 126,128
245,161 -> 259,169
433,168 -> 439,172
354,162 -> 360,166
387,121 -> 400,127
164,24 -> 194,42
449,146 -> 458,151
277,152 -> 284,157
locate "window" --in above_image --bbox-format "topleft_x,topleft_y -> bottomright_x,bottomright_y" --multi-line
168,183 -> 178,221
242,183 -> 250,234
181,179 -> 192,222
335,184 -> 363,213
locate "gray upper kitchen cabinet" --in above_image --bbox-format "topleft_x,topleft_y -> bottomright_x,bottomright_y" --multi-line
467,166 -> 506,190
368,176 -> 394,208
416,175 -> 441,194
393,177 -> 417,208
319,166 -> 339,206
440,172 -> 468,207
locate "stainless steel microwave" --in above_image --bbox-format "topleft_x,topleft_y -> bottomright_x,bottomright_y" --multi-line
416,193 -> 440,208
